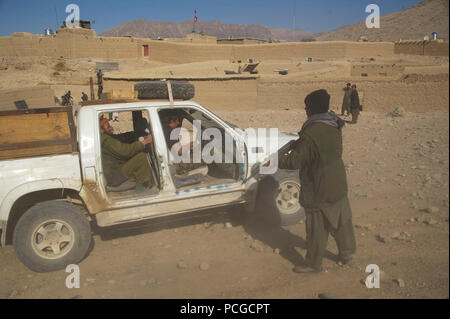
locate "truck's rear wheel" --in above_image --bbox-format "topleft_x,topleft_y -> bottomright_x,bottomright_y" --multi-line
13,201 -> 91,273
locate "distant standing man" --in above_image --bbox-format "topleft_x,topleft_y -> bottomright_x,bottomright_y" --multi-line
81,92 -> 89,102
350,84 -> 361,124
97,69 -> 104,100
278,89 -> 356,273
341,83 -> 351,116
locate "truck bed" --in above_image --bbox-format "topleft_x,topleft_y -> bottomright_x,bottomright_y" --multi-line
0,107 -> 77,160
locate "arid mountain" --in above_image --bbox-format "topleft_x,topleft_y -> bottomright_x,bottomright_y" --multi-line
101,19 -> 317,42
317,0 -> 449,41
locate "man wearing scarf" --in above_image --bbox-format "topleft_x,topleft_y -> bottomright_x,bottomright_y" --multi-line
278,89 -> 356,273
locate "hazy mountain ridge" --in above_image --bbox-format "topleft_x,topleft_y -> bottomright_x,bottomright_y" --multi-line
101,19 -> 318,42
101,0 -> 448,42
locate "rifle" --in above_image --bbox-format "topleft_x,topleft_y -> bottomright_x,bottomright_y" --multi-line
277,137 -> 301,156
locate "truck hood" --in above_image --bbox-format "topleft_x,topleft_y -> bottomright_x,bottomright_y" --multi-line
238,129 -> 299,164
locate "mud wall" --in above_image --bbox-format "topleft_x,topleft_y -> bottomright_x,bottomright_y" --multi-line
103,76 -> 448,113
351,64 -> 405,77
394,40 -> 449,56
0,30 -> 396,63
0,29 -> 141,60
256,79 -> 449,113
103,78 -> 258,109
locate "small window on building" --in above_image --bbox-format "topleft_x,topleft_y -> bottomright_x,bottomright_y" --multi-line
143,45 -> 149,57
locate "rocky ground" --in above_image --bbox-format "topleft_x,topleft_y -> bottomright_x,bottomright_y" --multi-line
0,109 -> 448,299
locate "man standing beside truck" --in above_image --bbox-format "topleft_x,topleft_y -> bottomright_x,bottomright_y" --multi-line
278,89 -> 356,273
350,84 -> 361,124
100,118 -> 154,189
341,83 -> 351,116
97,69 -> 104,100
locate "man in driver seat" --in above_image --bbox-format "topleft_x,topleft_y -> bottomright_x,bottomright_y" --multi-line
100,117 -> 153,189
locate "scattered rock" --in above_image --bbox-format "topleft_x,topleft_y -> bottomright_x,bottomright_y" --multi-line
394,278 -> 405,288
148,277 -> 158,285
173,229 -> 178,233
318,292 -> 335,299
424,218 -> 438,225
391,232 -> 411,240
355,223 -> 372,231
199,263 -> 210,271
86,278 -> 96,284
274,248 -> 280,254
390,107 -> 406,117
177,261 -> 187,269
425,206 -> 439,214
224,222 -> 233,229
111,240 -> 119,246
250,242 -> 264,253
376,234 -> 392,244
416,216 -> 425,223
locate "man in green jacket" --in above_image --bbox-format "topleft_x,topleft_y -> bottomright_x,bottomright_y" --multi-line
100,118 -> 153,188
341,83 -> 351,116
278,89 -> 356,273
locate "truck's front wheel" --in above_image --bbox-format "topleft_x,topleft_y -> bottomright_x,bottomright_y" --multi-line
13,201 -> 91,273
257,170 -> 305,226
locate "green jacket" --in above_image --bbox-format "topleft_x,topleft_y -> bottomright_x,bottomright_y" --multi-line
278,121 -> 351,228
101,133 -> 144,183
342,88 -> 351,107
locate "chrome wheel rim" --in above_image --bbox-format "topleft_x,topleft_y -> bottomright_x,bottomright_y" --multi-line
276,181 -> 301,214
31,219 -> 75,260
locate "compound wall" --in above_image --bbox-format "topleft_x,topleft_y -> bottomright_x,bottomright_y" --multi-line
0,29 -> 396,63
394,40 -> 449,56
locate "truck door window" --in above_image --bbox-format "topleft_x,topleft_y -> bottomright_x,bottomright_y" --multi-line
158,107 -> 242,190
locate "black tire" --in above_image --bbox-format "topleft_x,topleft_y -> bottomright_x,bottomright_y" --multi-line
13,201 -> 91,273
256,170 -> 305,226
135,81 -> 195,100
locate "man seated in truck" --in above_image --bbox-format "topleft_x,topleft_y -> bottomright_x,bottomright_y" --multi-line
100,117 -> 154,190
160,111 -> 204,176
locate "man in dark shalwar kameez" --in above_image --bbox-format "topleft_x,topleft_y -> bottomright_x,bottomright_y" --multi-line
278,89 -> 356,273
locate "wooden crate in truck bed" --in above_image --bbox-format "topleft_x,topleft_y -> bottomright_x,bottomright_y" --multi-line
0,107 -> 77,160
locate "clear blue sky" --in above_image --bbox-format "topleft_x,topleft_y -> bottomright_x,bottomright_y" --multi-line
0,0 -> 424,36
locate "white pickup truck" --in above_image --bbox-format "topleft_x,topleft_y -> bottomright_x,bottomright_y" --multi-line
0,90 -> 303,272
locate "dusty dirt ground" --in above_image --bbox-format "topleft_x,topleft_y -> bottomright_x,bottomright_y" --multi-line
0,108 -> 448,299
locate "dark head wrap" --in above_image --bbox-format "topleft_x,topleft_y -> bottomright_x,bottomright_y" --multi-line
304,89 -> 330,115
